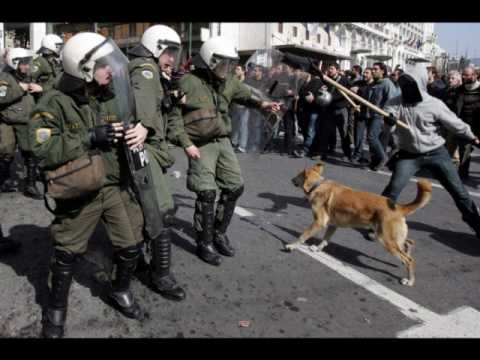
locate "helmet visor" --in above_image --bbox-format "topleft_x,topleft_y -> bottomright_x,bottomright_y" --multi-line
83,38 -> 136,125
159,43 -> 182,75
211,54 -> 238,79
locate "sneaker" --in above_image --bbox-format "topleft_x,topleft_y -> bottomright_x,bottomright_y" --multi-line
235,147 -> 246,154
293,150 -> 305,158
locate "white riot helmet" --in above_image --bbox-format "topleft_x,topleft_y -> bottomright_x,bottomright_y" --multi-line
141,24 -> 181,61
199,36 -> 239,79
40,34 -> 64,55
5,47 -> 33,71
62,32 -> 119,82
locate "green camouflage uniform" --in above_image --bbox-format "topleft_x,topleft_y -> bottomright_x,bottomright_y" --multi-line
128,57 -> 177,214
0,70 -> 35,153
29,88 -> 143,254
31,55 -> 63,98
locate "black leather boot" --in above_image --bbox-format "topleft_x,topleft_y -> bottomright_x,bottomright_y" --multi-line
42,250 -> 75,338
150,229 -> 186,301
0,157 -> 16,193
213,185 -> 244,257
22,153 -> 42,200
108,246 -> 144,320
194,190 -> 221,266
0,224 -> 20,254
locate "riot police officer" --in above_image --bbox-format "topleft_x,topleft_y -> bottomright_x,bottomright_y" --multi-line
0,47 -> 42,198
126,24 -> 186,301
169,37 -> 279,266
29,32 -> 146,338
31,33 -> 64,97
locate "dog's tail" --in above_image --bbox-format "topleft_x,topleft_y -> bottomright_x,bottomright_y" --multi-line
398,178 -> 432,216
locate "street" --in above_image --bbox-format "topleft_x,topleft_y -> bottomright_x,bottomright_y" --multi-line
1,144 -> 480,338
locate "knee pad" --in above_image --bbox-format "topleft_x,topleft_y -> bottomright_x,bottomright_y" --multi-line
162,206 -> 177,228
197,190 -> 217,203
115,244 -> 141,261
221,184 -> 244,201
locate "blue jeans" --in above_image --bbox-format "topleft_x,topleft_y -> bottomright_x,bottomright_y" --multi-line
231,106 -> 250,151
353,117 -> 367,159
247,109 -> 264,152
367,116 -> 386,165
303,112 -> 319,153
382,145 -> 480,234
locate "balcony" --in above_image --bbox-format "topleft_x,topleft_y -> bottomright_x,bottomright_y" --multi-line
349,23 -> 390,40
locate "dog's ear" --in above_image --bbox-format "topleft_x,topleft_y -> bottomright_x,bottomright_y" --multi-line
313,162 -> 324,175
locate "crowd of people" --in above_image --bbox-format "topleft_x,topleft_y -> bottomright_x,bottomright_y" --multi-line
0,24 -> 479,339
228,59 -> 480,183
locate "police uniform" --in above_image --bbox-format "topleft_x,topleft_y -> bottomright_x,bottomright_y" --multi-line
0,68 -> 35,193
30,85 -> 144,337
31,55 -> 63,97
127,52 -> 185,300
169,60 -> 264,265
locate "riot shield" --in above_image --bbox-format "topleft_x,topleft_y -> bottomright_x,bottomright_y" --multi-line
241,48 -> 309,153
87,38 -> 166,239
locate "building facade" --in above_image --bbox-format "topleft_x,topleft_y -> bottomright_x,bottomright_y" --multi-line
0,22 -> 446,71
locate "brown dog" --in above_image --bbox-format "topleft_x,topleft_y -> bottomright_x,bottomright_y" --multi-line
286,162 -> 432,286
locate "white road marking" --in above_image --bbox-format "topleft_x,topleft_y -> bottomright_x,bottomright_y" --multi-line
236,207 -> 480,337
371,169 -> 480,198
234,206 -> 255,217
295,244 -> 480,338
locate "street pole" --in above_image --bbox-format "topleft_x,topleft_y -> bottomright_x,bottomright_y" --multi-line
188,22 -> 192,59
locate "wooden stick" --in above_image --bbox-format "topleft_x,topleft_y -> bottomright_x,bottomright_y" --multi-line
321,73 -> 410,129
338,88 -> 360,112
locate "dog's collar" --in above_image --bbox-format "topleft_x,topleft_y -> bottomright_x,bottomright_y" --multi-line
307,179 -> 323,195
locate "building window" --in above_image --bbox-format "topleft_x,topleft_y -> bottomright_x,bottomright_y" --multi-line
306,30 -> 310,41
293,26 -> 298,37
317,34 -> 321,43
278,23 -> 283,34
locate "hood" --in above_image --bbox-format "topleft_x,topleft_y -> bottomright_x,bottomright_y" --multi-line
404,62 -> 432,101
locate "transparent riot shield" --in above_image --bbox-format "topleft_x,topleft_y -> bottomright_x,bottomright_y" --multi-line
241,48 -> 310,154
86,38 -> 166,239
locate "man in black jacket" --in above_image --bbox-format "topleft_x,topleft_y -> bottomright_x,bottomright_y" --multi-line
316,63 -> 352,161
456,66 -> 480,180
294,73 -> 325,158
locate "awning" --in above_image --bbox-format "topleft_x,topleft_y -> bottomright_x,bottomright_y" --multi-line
350,48 -> 371,54
366,54 -> 392,61
274,44 -> 351,61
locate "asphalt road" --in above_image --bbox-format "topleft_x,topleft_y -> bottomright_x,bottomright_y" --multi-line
1,143 -> 480,338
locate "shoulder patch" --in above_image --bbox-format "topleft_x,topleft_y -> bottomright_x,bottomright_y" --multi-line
140,63 -> 156,72
36,128 -> 52,144
142,70 -> 154,80
32,111 -> 55,120
0,85 -> 7,97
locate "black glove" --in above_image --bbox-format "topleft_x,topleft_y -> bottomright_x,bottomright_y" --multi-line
88,124 -> 116,149
385,113 -> 397,126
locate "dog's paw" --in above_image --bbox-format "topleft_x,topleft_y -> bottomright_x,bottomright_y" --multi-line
284,244 -> 296,252
400,278 -> 415,287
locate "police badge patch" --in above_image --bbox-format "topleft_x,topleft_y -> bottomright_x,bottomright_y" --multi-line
36,128 -> 52,144
0,85 -> 7,97
142,70 -> 154,79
